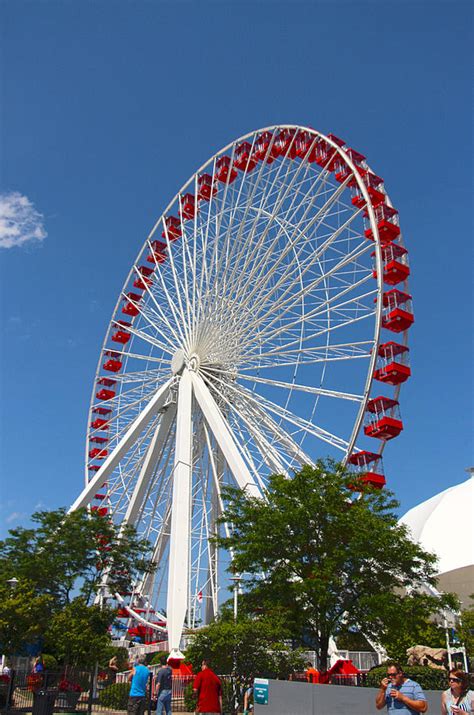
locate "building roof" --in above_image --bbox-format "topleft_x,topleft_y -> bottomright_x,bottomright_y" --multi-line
399,470 -> 474,575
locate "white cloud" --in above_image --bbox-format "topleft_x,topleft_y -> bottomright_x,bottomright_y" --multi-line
5,511 -> 26,524
0,191 -> 47,249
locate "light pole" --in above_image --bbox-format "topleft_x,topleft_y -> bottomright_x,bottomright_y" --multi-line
229,575 -> 242,714
230,574 -> 242,621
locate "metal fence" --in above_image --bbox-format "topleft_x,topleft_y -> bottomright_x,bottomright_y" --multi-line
1,669 -> 200,714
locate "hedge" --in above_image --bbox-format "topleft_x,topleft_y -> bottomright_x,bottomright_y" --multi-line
364,665 -> 448,691
98,682 -> 130,710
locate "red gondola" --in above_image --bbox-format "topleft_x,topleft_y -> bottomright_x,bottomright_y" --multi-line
91,506 -> 108,517
381,289 -> 414,333
272,128 -> 298,159
347,451 -> 386,489
161,216 -> 182,240
352,171 -> 385,208
252,131 -> 274,163
295,131 -> 318,161
233,142 -> 257,172
365,204 -> 401,243
215,155 -> 238,184
103,358 -> 122,372
91,418 -> 109,430
134,265 -> 154,289
364,396 -> 403,440
334,148 -> 366,184
98,377 -> 116,387
180,193 -> 197,220
146,240 -> 167,264
374,342 -> 411,385
315,133 -> 345,170
89,448 -> 109,459
111,329 -> 131,344
122,292 -> 142,317
197,173 -> 218,201
372,243 -> 410,285
96,388 -> 115,400
90,436 -> 108,445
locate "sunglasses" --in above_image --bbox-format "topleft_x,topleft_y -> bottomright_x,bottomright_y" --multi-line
387,673 -> 399,678
449,677 -> 461,683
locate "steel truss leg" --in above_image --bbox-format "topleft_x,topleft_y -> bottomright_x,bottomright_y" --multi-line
123,403 -> 177,526
190,372 -> 261,498
69,378 -> 174,512
167,369 -> 193,659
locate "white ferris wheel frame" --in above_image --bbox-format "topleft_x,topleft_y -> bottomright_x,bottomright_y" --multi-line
70,125 -> 408,659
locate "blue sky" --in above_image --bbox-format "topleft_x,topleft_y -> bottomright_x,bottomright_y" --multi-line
0,0 -> 472,538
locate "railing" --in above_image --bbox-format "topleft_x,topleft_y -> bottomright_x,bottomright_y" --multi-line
337,650 -> 379,671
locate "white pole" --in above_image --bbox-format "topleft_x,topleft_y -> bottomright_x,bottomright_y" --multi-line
166,369 -> 193,661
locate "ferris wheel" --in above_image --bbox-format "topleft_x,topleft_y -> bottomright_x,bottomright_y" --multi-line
70,125 -> 413,662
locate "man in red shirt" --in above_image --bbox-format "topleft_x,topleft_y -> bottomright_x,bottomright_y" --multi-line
192,659 -> 222,715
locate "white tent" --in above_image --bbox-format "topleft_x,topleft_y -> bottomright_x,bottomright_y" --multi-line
399,469 -> 474,607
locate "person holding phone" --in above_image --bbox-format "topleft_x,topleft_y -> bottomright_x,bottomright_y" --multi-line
375,662 -> 427,713
441,669 -> 474,714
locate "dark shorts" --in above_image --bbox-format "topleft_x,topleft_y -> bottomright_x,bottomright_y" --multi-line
127,695 -> 146,715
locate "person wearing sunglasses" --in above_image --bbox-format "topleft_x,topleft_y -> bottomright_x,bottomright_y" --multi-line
375,662 -> 427,713
441,669 -> 474,714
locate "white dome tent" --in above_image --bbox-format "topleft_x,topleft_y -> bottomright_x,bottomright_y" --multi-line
399,468 -> 474,609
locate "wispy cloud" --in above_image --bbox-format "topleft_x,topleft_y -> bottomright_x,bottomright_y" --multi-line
0,191 -> 47,249
5,511 -> 26,524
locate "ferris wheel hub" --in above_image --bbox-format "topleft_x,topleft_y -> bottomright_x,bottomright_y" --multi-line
188,353 -> 200,372
171,349 -> 185,375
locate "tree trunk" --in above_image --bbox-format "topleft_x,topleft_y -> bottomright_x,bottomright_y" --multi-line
318,633 -> 330,672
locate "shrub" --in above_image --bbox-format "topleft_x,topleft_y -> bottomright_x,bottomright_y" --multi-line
183,683 -> 198,712
98,682 -> 130,710
149,651 -> 169,666
42,654 -> 58,670
364,664 -> 447,691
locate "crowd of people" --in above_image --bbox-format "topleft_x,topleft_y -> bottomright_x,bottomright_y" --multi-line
125,655 -> 473,714
375,662 -> 473,714
127,655 -> 223,715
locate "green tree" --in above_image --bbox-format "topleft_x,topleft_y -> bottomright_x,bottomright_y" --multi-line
43,598 -> 116,668
0,580 -> 53,655
0,508 -> 152,608
186,614 -> 305,713
0,507 -> 153,662
456,597 -> 474,662
379,593 -> 450,663
216,459 -> 455,670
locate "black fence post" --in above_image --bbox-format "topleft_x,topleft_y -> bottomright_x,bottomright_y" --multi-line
87,670 -> 94,715
6,669 -> 15,707
147,671 -> 153,715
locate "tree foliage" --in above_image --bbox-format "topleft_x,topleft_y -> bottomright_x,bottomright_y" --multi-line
365,664 -> 447,691
186,614 -> 305,713
0,507 -> 153,664
215,459 -> 455,669
456,597 -> 474,662
186,614 -> 304,680
43,598 -> 116,668
378,593 -> 450,663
